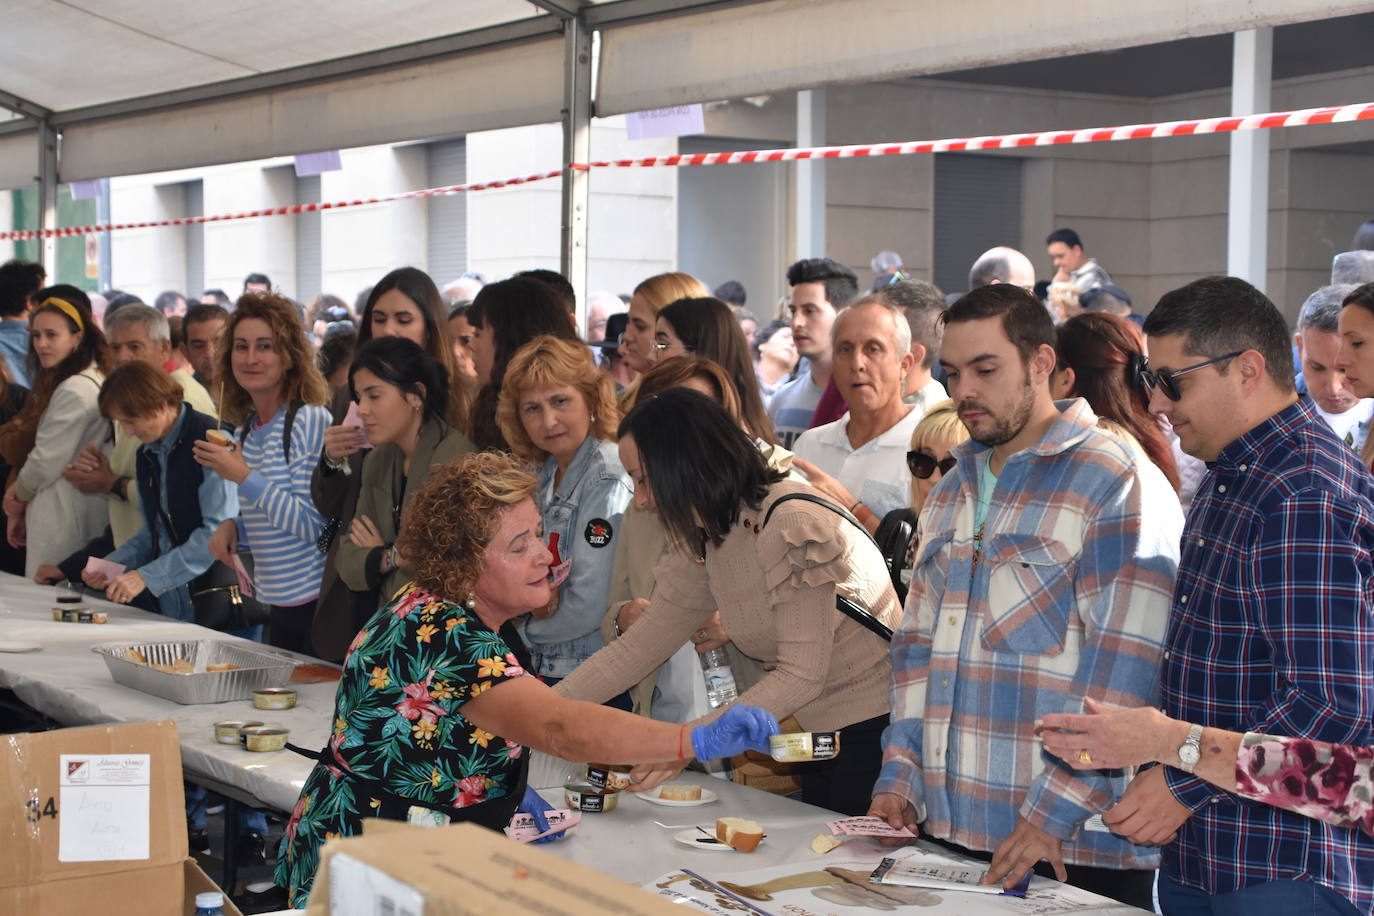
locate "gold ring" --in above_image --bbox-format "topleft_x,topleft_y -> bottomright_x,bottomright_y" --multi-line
1077,748 -> 1093,765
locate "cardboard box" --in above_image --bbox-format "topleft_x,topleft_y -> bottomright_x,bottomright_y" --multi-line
184,858 -> 245,916
0,720 -> 192,915
306,820 -> 685,916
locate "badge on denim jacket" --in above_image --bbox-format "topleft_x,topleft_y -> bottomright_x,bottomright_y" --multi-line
584,518 -> 613,548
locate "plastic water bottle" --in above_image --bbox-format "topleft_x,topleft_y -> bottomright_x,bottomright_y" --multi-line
194,892 -> 225,916
700,647 -> 739,708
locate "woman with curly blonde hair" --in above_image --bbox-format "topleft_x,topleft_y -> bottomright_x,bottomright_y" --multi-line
195,292 -> 331,652
274,451 -> 780,907
497,335 -> 632,703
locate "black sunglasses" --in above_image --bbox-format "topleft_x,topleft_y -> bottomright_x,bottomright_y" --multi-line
1136,350 -> 1244,402
907,450 -> 957,480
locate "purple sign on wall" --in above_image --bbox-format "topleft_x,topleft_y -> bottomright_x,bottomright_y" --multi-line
70,179 -> 101,200
294,150 -> 342,177
625,104 -> 705,141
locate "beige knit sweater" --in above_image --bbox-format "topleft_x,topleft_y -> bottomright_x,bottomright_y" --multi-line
555,480 -> 899,730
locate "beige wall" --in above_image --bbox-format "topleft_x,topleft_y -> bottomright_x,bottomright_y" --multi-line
803,63 -> 1374,322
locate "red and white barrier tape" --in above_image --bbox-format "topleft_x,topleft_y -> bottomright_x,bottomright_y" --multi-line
0,169 -> 565,242
4,100 -> 1371,241
585,100 -> 1374,168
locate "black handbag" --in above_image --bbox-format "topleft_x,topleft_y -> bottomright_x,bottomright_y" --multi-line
189,554 -> 270,632
873,507 -> 917,605
762,491 -> 895,642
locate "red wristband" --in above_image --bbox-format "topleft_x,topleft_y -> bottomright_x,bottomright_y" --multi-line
677,724 -> 688,760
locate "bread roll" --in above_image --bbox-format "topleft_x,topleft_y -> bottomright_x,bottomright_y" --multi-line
716,817 -> 764,852
658,784 -> 702,801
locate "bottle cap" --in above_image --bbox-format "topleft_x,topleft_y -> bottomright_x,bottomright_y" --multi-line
195,891 -> 224,908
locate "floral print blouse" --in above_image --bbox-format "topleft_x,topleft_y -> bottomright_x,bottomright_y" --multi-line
274,583 -> 530,907
1235,732 -> 1374,837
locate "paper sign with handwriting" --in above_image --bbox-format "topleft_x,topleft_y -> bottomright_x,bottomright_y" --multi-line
827,815 -> 916,837
58,753 -> 150,862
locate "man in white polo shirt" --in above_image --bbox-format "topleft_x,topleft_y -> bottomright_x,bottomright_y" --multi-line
792,296 -> 920,527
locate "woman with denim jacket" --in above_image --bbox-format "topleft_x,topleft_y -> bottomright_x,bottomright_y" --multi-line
497,335 -> 633,708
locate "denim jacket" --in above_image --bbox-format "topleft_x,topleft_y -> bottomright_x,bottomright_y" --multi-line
519,436 -> 632,678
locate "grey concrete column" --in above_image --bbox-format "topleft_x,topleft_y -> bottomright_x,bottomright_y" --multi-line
37,120 -> 58,272
793,89 -> 826,260
1227,28 -> 1272,290
560,18 -> 592,328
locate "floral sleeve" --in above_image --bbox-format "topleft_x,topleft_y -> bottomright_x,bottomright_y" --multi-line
1234,732 -> 1374,837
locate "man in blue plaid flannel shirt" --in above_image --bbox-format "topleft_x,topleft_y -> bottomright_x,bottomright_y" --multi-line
870,284 -> 1182,910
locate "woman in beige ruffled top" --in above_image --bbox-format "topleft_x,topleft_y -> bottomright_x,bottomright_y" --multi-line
554,387 -> 900,815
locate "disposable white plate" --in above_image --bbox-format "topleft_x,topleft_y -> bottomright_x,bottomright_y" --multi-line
673,828 -> 764,852
638,785 -> 718,807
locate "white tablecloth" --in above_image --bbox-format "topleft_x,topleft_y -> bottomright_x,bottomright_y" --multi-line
0,573 -> 328,812
0,574 -> 1143,913
533,779 -> 1146,913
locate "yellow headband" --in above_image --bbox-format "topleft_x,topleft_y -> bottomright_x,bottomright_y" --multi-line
38,297 -> 84,332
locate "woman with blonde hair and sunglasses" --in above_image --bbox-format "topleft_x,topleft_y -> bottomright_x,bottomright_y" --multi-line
497,335 -> 633,705
906,400 -> 968,515
195,292 -> 331,653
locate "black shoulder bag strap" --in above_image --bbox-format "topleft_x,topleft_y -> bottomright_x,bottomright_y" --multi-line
762,491 -> 894,643
238,400 -> 302,461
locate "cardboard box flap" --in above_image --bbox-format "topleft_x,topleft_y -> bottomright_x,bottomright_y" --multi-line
309,822 -> 686,915
0,720 -> 187,890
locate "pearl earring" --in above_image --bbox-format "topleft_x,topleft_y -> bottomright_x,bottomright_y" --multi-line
464,593 -> 476,610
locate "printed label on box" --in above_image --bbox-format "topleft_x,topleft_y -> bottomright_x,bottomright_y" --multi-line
330,852 -> 425,916
57,753 -> 150,862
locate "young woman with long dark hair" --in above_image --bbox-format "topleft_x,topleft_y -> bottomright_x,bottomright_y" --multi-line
466,277 -> 579,452
334,337 -> 473,616
1055,312 -> 1180,492
653,296 -> 776,444
0,288 -> 112,575
311,267 -> 464,660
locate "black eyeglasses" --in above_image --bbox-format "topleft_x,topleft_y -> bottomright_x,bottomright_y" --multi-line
1136,351 -> 1244,401
907,450 -> 957,479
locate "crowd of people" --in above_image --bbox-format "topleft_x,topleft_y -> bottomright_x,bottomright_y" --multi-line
5,218 -> 1374,914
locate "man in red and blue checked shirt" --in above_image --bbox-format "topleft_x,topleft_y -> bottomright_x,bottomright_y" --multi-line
870,284 -> 1182,911
1113,276 -> 1374,915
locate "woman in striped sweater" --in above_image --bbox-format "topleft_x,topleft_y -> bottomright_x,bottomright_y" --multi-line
195,293 -> 331,654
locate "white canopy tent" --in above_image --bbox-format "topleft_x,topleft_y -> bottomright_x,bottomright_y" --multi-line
1,0 -> 1366,295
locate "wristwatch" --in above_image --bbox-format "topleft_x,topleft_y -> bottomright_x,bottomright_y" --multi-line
1176,722 -> 1204,773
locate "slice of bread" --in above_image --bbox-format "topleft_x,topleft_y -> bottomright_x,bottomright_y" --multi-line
716,817 -> 765,852
658,784 -> 702,801
811,832 -> 844,854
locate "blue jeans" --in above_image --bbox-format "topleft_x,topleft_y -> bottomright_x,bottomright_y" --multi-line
1159,876 -> 1361,916
186,783 -> 269,836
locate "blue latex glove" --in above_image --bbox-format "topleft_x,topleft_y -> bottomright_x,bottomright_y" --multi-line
690,704 -> 781,760
515,785 -> 567,843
